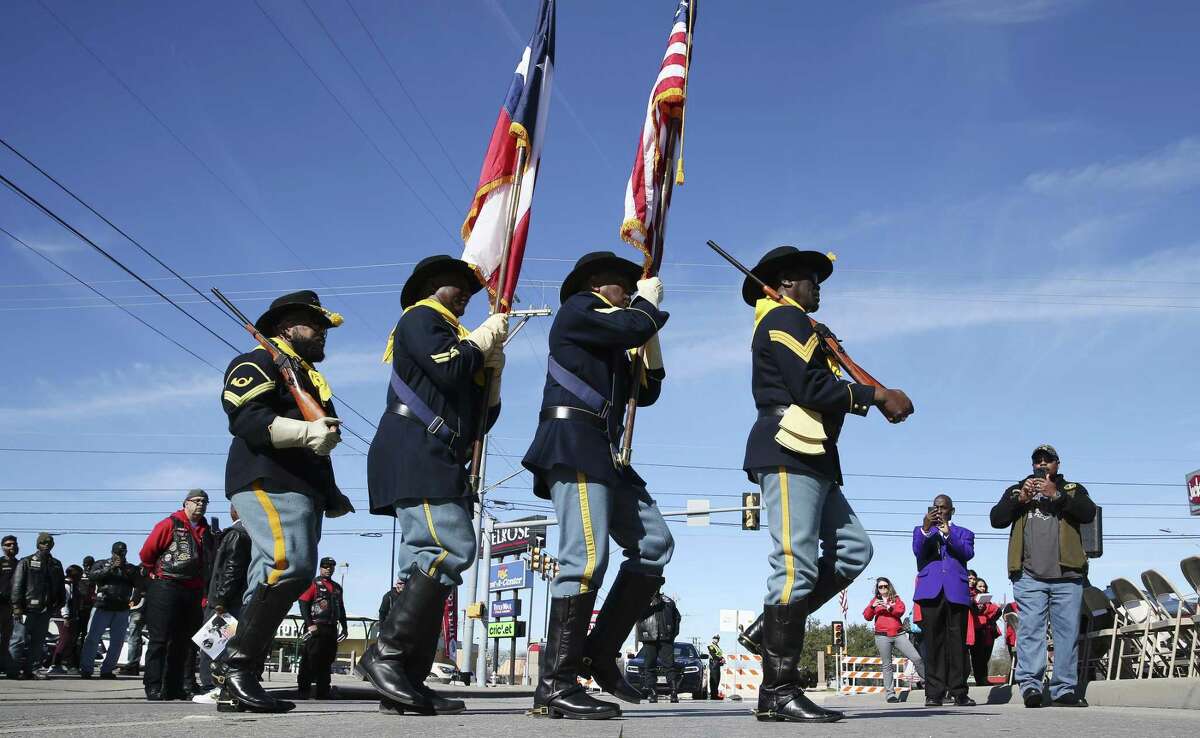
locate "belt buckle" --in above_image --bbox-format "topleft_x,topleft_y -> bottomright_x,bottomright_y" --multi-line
426,416 -> 445,436
598,401 -> 611,420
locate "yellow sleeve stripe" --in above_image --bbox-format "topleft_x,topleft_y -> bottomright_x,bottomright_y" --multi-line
430,347 -> 460,364
224,361 -> 272,386
222,381 -> 276,408
592,306 -> 622,314
769,330 -> 819,363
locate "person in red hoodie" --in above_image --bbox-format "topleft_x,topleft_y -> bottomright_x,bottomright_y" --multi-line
139,490 -> 213,701
968,578 -> 1002,686
863,577 -> 925,703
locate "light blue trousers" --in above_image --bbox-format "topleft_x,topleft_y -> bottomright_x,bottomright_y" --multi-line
757,468 -> 873,605
79,609 -> 130,676
394,497 -> 477,588
545,465 -> 674,597
231,489 -> 323,598
1013,573 -> 1083,699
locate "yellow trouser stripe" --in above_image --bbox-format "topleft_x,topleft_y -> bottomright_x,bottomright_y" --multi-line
576,472 -> 597,593
779,467 -> 795,604
423,500 -> 450,576
252,483 -> 288,585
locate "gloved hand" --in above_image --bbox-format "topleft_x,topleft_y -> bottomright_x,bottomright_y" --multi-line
268,416 -> 342,456
465,313 -> 509,356
641,334 -> 664,371
484,344 -> 506,370
636,276 -> 663,307
488,372 -> 503,407
325,491 -> 356,519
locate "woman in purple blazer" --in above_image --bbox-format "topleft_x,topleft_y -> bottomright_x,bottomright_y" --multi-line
912,494 -> 975,707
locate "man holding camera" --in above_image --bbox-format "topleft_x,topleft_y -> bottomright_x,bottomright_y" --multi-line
912,495 -> 975,707
990,444 -> 1095,708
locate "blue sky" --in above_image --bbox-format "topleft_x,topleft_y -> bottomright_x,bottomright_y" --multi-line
2,0 -> 1199,655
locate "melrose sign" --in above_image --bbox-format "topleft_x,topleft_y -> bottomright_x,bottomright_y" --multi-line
482,516 -> 549,557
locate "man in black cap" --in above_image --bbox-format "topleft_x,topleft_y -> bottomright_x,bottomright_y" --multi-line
296,556 -> 347,700
8,532 -> 65,679
636,587 -> 681,703
377,579 -> 405,622
79,542 -> 142,679
217,289 -> 354,713
362,255 -> 506,716
139,490 -> 213,699
991,444 -> 1095,708
739,246 -> 913,724
0,535 -> 18,678
522,251 -> 672,721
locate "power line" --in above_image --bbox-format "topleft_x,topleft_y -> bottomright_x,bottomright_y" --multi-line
0,226 -> 220,370
33,0 -> 385,335
300,0 -> 464,213
251,0 -> 459,245
343,0 -> 473,192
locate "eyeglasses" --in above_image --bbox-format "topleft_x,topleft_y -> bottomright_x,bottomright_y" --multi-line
186,499 -> 208,506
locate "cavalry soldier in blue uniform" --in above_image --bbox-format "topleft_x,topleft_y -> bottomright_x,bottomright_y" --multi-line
740,246 -> 913,724
361,255 -> 507,716
522,251 -> 674,721
217,290 -> 354,713
296,557 -> 348,699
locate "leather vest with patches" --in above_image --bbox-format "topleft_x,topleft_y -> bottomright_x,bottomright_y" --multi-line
158,518 -> 201,580
310,578 -> 340,624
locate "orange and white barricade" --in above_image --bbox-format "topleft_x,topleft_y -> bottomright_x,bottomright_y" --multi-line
838,655 -> 914,695
720,652 -> 763,699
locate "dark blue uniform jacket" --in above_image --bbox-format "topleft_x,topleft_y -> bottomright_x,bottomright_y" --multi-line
522,292 -> 668,499
742,300 -> 875,485
367,302 -> 498,514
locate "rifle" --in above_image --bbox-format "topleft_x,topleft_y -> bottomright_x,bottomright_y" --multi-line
210,288 -> 336,427
705,240 -> 885,390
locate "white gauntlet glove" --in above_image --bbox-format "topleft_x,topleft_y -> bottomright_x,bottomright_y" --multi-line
268,416 -> 341,456
484,344 -> 506,370
636,276 -> 663,307
465,313 -> 509,356
641,334 -> 664,371
488,372 -> 503,407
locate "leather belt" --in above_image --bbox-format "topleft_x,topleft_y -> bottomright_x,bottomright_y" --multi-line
540,405 -> 606,430
758,405 -> 789,418
387,401 -> 459,445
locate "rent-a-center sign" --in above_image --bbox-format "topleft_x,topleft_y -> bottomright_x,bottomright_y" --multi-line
1187,469 -> 1200,517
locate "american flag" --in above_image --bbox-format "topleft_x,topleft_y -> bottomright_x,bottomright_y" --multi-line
839,588 -> 849,620
461,0 -> 555,310
620,0 -> 696,276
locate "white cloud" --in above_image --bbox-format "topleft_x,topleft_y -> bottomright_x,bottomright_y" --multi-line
913,0 -> 1085,25
1025,137 -> 1200,195
1,368 -> 216,423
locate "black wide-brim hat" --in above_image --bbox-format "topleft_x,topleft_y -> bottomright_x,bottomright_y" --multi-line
741,246 -> 835,305
401,255 -> 483,309
254,290 -> 344,335
560,251 -> 643,304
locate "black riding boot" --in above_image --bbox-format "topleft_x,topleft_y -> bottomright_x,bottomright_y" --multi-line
530,591 -> 619,720
739,564 -> 852,656
217,581 -> 305,713
579,571 -> 662,704
396,584 -> 465,715
356,571 -> 447,713
755,598 -> 843,723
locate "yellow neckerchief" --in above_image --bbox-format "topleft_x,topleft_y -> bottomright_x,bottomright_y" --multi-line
381,297 -> 470,363
753,297 -> 842,377
255,337 -> 333,402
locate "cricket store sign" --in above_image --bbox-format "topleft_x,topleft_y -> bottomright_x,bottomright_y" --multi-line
489,560 -> 532,592
487,620 -> 527,639
1187,469 -> 1200,517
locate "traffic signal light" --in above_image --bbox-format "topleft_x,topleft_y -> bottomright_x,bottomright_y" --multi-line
530,548 -> 542,571
742,492 -> 761,531
831,620 -> 845,649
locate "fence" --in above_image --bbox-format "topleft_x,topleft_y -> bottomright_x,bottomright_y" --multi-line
838,655 -> 914,695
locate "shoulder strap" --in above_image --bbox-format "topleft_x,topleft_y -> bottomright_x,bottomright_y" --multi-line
547,356 -> 610,417
388,367 -> 458,446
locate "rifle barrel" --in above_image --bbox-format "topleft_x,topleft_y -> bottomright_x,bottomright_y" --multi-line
211,288 -> 255,327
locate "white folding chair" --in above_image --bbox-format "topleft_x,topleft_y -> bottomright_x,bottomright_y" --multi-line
1079,586 -> 1117,682
1110,577 -> 1174,679
1141,570 -> 1198,678
1178,557 -> 1200,676
1003,611 -> 1019,685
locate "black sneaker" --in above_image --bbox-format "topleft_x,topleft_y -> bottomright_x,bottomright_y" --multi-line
952,694 -> 976,707
99,672 -> 118,680
886,694 -> 899,703
79,672 -> 92,680
1051,694 -> 1088,708
1023,689 -> 1044,708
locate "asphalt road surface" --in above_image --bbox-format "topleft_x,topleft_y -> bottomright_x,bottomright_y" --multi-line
1,675 -> 1195,737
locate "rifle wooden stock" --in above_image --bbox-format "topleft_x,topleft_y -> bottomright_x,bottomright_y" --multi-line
210,288 -> 331,424
704,240 -> 886,390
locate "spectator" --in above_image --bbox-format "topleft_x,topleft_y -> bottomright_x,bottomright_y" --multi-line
1,535 -> 19,678
79,542 -> 142,680
74,556 -> 97,666
378,579 -> 405,622
967,578 -> 1001,687
990,444 -> 1095,708
49,564 -> 86,673
863,577 -> 925,703
636,588 -> 681,703
912,494 -> 975,707
8,532 -> 65,679
296,557 -> 347,700
967,569 -> 977,593
706,635 -> 725,700
193,508 -> 251,703
139,490 -> 213,700
118,595 -> 146,676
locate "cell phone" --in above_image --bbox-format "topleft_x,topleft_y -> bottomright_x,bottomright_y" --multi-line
1033,469 -> 1050,480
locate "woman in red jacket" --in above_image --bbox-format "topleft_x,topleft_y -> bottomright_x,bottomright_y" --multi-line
968,578 -> 1002,686
863,578 -> 925,703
